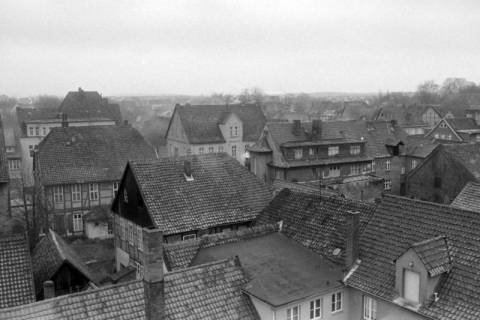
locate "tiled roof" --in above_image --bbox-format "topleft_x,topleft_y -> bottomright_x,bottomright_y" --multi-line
31,229 -> 98,294
164,224 -> 279,271
37,125 -> 156,186
446,117 -> 479,131
410,236 -> 452,277
172,103 -> 266,144
442,143 -> 480,179
373,104 -> 441,126
0,118 -> 9,183
256,189 -> 376,265
84,205 -> 111,222
164,258 -> 258,319
0,234 -> 35,309
59,90 -> 122,123
405,135 -> 439,158
451,181 -> 480,212
127,153 -> 272,235
0,280 -> 146,320
16,107 -> 59,124
346,195 -> 480,320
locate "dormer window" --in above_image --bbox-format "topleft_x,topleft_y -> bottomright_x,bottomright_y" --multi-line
294,149 -> 303,160
350,145 -> 360,155
328,146 -> 339,157
439,122 -> 447,128
403,269 -> 420,303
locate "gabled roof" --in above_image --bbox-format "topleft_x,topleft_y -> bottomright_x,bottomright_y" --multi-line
0,233 -> 35,308
36,125 -> 156,186
409,236 -> 452,277
405,135 -> 439,158
0,280 -> 146,320
164,258 -> 259,319
169,103 -> 266,144
256,189 -> 376,265
442,144 -> 480,179
373,104 -> 442,126
124,153 -> 272,235
16,107 -> 59,124
31,229 -> 98,294
451,181 -> 480,212
346,195 -> 480,320
445,117 -> 479,131
59,90 -> 122,123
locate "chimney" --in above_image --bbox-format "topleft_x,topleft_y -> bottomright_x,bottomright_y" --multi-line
292,120 -> 302,136
184,160 -> 193,179
142,227 -> 164,320
345,210 -> 360,268
61,113 -> 68,128
311,119 -> 322,140
43,280 -> 55,299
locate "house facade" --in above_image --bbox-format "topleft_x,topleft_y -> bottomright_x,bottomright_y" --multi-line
165,103 -> 266,165
425,117 -> 480,143
34,125 -> 156,237
17,88 -> 122,185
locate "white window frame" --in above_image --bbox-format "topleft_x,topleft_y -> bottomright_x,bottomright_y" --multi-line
128,221 -> 134,244
199,147 -> 204,154
287,305 -> 300,320
71,184 -> 81,202
294,149 -> 303,160
329,165 -> 340,177
218,146 -> 224,153
208,146 -> 214,153
89,183 -> 99,201
29,127 -> 34,136
386,160 -> 391,171
309,148 -> 315,157
73,212 -> 83,232
350,145 -> 360,155
331,291 -> 342,313
384,179 -> 392,190
53,186 -> 64,203
135,261 -> 144,280
234,126 -> 238,136
401,167 -> 406,174
363,296 -> 377,320
411,159 -> 417,169
137,225 -> 143,251
328,146 -> 339,157
113,181 -> 119,197
310,298 -> 322,320
182,234 -> 196,241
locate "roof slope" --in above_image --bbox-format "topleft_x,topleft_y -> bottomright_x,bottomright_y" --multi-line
129,153 -> 272,235
373,104 -> 440,126
173,104 -> 266,144
0,280 -> 146,320
31,229 -> 98,294
164,258 -> 259,319
0,234 -> 35,308
446,117 -> 479,131
346,195 -> 480,320
410,236 -> 452,277
442,143 -> 480,179
59,90 -> 122,123
451,181 -> 480,212
256,189 -> 377,265
37,125 -> 156,185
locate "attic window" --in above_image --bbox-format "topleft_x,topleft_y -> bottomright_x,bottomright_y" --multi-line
403,269 -> 420,303
439,123 -> 447,128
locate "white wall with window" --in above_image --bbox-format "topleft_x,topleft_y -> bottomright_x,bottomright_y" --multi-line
89,183 -> 99,200
411,159 -> 417,169
294,149 -> 303,160
403,269 -> 420,303
309,298 -> 322,320
350,145 -> 360,155
331,291 -> 342,313
384,179 -> 392,190
286,305 -> 300,320
363,296 -> 377,320
71,184 -> 81,202
53,186 -> 64,203
73,212 -> 83,232
328,146 -> 339,156
385,160 -> 391,171
8,159 -> 21,170
328,165 -> 341,177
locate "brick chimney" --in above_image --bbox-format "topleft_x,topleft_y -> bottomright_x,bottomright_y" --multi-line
184,160 -> 193,181
141,228 -> 164,320
345,210 -> 360,268
292,120 -> 302,136
61,113 -> 68,128
311,119 -> 322,140
43,280 -> 55,299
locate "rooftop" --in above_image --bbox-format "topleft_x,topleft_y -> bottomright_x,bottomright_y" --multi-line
346,194 -> 480,320
410,236 -> 452,277
123,153 -> 272,235
442,143 -> 480,179
451,181 -> 480,212
0,233 -> 35,309
36,125 -> 157,185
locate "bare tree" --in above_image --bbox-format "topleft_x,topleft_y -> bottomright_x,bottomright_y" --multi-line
415,80 -> 440,104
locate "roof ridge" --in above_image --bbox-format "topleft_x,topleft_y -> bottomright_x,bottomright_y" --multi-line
49,229 -> 66,261
411,235 -> 447,248
382,193 -> 480,214
165,257 -> 236,277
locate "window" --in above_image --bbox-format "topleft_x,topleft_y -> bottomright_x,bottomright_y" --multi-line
403,269 -> 420,303
350,145 -> 361,155
411,159 -> 417,169
218,146 -> 224,153
331,291 -> 342,313
53,186 -> 64,203
182,234 -> 196,241
135,261 -> 144,280
123,190 -> 128,203
372,160 -> 375,172
199,147 -> 204,154
208,146 -> 214,153
287,305 -> 300,320
113,182 -> 119,197
363,296 -> 377,320
328,146 -> 339,156
439,122 -> 447,128
29,127 -> 34,136
310,298 -> 322,320
401,167 -> 406,174
309,148 -> 315,157
434,133 -> 440,139
35,127 -> 39,136
229,126 -> 233,137
351,164 -> 361,175
128,221 -> 134,244
386,160 -> 391,171
384,179 -> 392,190
232,145 -> 237,157
89,183 -> 99,201
73,213 -> 83,232
234,126 -> 238,136
294,149 -> 303,160
447,134 -> 452,140
137,225 -> 143,251
8,159 -> 20,170
71,184 -> 81,202
42,127 -> 47,136
328,165 -> 340,177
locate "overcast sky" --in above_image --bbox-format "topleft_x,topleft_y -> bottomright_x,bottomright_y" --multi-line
1,0 -> 479,97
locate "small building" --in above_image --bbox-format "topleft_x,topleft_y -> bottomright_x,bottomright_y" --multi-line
0,233 -> 35,309
31,229 -> 98,299
450,181 -> 480,213
425,117 -> 480,143
16,88 -> 123,185
406,143 -> 480,203
165,103 -> 266,165
345,194 -> 480,320
84,206 -> 112,239
34,124 -> 156,237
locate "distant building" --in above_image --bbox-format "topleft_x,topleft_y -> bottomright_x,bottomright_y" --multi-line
466,108 -> 480,125
0,233 -> 35,309
406,143 -> 480,203
17,88 -> 123,185
34,125 -> 156,237
165,103 -> 266,164
425,117 -> 480,143
0,119 -> 10,214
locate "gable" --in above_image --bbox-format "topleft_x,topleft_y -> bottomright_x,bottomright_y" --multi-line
165,109 -> 189,143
